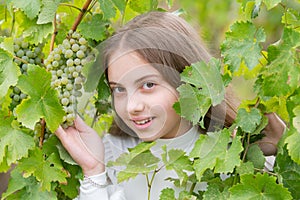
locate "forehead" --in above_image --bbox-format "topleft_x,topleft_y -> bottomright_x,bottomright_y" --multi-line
107,51 -> 161,82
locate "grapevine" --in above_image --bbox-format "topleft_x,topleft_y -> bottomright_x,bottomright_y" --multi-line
10,38 -> 44,109
45,30 -> 95,128
0,0 -> 299,200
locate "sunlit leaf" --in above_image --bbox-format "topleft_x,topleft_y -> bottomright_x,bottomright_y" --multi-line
15,64 -> 65,132
221,21 -> 265,72
229,173 -> 292,200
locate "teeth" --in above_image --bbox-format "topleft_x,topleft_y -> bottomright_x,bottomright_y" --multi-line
135,118 -> 152,125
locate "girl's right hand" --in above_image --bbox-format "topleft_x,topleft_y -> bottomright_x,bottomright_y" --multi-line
55,116 -> 105,176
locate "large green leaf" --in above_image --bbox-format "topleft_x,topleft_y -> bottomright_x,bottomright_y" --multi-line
15,64 -> 65,132
256,28 -> 300,97
0,111 -> 35,169
107,142 -> 160,182
292,105 -> 300,133
221,21 -> 265,72
189,129 -> 242,180
161,146 -> 193,186
229,173 -> 292,200
16,11 -> 53,45
2,169 -> 57,200
98,0 -> 116,19
173,83 -> 211,126
11,0 -> 41,20
37,0 -> 61,24
17,148 -> 68,191
78,14 -> 109,41
0,48 -> 20,99
180,59 -> 225,106
275,146 -> 300,199
235,107 -> 262,133
262,0 -> 282,10
285,128 -> 300,165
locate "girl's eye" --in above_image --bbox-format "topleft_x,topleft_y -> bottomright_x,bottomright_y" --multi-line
142,82 -> 156,90
112,86 -> 126,93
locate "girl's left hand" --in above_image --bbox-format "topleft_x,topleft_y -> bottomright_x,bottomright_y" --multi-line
258,113 -> 286,156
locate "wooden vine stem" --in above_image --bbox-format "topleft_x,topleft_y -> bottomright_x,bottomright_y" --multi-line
71,0 -> 93,32
39,118 -> 46,148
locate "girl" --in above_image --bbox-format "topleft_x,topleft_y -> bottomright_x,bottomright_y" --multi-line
55,11 -> 285,199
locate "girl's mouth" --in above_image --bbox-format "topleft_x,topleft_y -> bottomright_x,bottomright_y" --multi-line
131,117 -> 154,129
134,118 -> 152,125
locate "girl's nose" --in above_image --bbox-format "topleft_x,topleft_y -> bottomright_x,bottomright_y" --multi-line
126,91 -> 144,114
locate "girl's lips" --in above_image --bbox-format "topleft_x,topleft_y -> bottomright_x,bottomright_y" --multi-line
131,117 -> 154,129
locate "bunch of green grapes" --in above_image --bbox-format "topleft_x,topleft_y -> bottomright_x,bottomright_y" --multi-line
44,30 -> 94,128
10,38 -> 44,108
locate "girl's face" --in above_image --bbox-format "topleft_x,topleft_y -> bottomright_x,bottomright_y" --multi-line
107,52 -> 191,141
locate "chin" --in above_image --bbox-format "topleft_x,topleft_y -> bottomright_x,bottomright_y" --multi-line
138,134 -> 161,142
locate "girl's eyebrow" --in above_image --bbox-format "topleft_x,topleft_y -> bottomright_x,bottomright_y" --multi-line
134,74 -> 160,85
109,74 -> 161,86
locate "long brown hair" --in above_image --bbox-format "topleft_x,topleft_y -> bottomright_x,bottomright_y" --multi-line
101,11 -> 239,136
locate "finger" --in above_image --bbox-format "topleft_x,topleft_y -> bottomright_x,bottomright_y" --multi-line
74,115 -> 91,132
55,125 -> 67,140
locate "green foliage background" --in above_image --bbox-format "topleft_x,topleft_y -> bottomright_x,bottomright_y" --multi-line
0,0 -> 300,199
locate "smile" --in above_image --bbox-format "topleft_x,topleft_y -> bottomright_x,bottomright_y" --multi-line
133,117 -> 153,125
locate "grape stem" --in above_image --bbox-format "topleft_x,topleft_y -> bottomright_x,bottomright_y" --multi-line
71,0 -> 93,32
50,14 -> 57,52
39,118 -> 46,148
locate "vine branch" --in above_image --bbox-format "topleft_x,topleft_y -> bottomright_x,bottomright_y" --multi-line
50,14 -> 57,52
39,118 -> 46,148
71,0 -> 93,32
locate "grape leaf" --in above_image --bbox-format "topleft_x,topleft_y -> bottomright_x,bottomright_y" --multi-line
11,0 -> 41,20
17,11 -> 53,45
2,170 -> 57,200
285,128 -> 300,165
255,28 -> 300,97
235,108 -> 262,133
173,83 -> 211,127
275,146 -> 300,199
245,144 -> 265,169
0,48 -> 20,99
98,0 -> 116,19
229,173 -> 292,200
15,64 -> 65,132
129,0 -> 154,13
214,135 -> 243,173
107,142 -> 160,182
160,188 -> 175,200
161,146 -> 193,186
37,0 -> 61,24
282,8 -> 300,32
181,59 -> 225,106
262,0 -> 281,10
292,105 -> 300,133
78,14 -> 109,41
221,21 -> 265,72
236,162 -> 254,175
203,183 -> 230,200
0,111 -> 35,168
117,151 -> 160,182
189,129 -> 242,180
111,0 -> 126,14
17,148 -> 68,191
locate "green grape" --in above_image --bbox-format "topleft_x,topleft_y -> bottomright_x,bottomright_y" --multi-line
16,50 -> 24,57
64,49 -> 73,58
45,30 -> 95,127
13,94 -> 20,102
71,43 -> 80,52
76,50 -> 85,58
11,38 -> 44,111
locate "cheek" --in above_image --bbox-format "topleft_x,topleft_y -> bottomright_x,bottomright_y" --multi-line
113,97 -> 126,115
